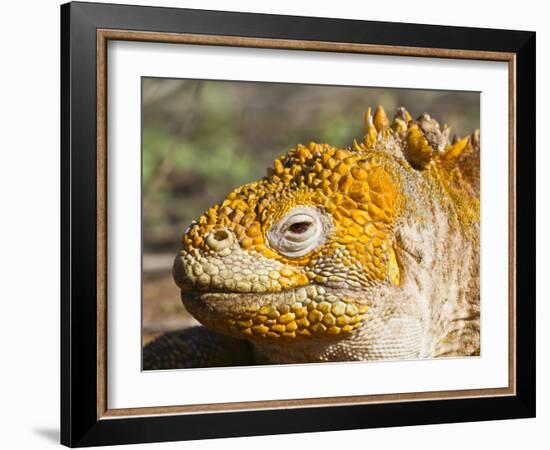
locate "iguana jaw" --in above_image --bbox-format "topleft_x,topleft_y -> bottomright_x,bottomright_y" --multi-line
180,285 -> 372,342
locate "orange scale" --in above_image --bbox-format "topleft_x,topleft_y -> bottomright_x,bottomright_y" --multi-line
335,176 -> 353,194
334,149 -> 349,160
348,224 -> 363,238
246,223 -> 262,237
340,216 -> 354,228
368,204 -> 389,223
351,166 -> 368,181
252,236 -> 264,245
239,236 -> 254,249
335,163 -> 350,176
348,183 -> 370,203
351,210 -> 368,226
341,197 -> 358,210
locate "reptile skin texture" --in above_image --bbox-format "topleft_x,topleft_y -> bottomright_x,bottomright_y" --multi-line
144,106 -> 480,369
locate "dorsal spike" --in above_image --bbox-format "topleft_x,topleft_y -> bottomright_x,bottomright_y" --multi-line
443,136 -> 469,162
392,107 -> 409,135
363,107 -> 372,134
394,107 -> 412,123
442,124 -> 451,142
416,113 -> 448,152
374,105 -> 390,131
419,113 -> 431,121
404,122 -> 434,170
363,107 -> 377,148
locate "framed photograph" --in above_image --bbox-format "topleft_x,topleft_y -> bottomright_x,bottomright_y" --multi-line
61,1 -> 536,447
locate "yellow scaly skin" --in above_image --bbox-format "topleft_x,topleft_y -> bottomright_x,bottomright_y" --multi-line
145,106 -> 480,368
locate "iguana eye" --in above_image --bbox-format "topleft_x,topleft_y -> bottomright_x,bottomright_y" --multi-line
284,215 -> 314,238
288,221 -> 311,234
267,206 -> 332,257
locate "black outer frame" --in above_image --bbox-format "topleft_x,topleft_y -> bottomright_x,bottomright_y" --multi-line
60,1 -> 536,447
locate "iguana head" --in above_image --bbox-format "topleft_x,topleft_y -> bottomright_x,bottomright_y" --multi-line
173,106 -> 479,355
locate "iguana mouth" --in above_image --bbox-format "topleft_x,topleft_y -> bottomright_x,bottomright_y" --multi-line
180,285 -> 371,342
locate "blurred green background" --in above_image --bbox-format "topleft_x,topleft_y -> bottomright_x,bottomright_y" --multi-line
141,78 -> 479,344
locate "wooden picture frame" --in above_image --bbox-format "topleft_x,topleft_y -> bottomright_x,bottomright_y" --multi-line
61,1 -> 535,446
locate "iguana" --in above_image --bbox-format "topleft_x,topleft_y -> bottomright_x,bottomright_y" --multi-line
143,106 -> 480,369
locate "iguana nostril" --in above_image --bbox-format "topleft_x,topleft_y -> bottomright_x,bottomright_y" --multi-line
205,228 -> 234,252
213,229 -> 229,241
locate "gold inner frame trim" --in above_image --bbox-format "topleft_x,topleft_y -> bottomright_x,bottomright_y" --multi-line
96,28 -> 517,420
